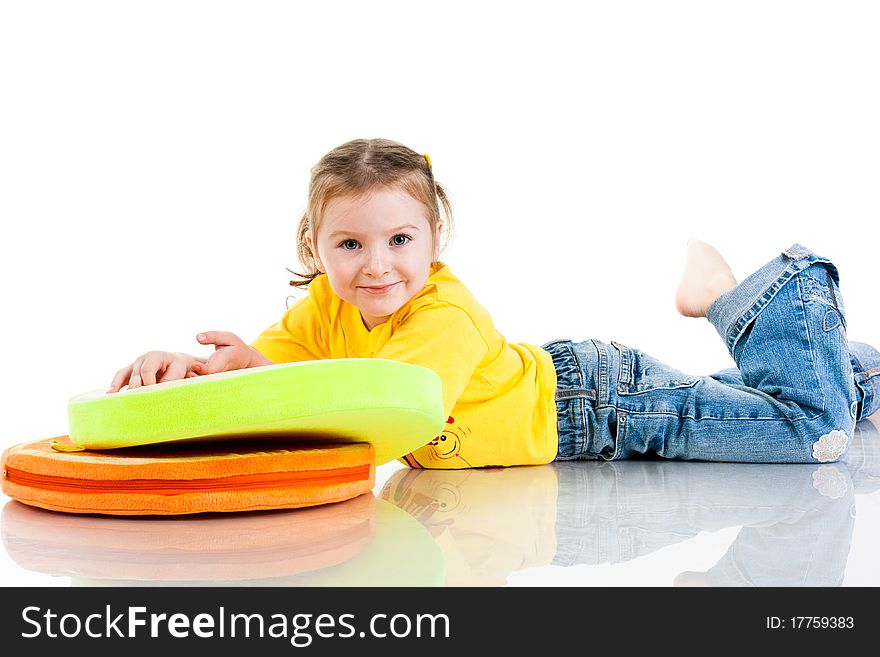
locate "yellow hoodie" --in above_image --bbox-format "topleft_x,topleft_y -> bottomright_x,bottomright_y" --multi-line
251,262 -> 558,469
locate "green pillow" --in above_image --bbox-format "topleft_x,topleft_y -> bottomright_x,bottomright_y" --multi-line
68,359 -> 444,465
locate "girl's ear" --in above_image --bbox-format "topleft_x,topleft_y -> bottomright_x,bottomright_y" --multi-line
306,234 -> 325,273
433,222 -> 444,261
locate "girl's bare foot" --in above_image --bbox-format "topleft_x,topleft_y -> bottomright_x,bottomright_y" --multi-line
675,239 -> 738,318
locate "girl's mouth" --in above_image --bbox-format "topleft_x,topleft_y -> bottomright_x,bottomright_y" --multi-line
360,282 -> 399,295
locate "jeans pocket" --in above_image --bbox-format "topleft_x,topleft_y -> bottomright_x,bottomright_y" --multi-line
613,341 -> 701,395
799,270 -> 847,332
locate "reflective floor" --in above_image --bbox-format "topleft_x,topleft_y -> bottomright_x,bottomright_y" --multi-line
2,416 -> 879,586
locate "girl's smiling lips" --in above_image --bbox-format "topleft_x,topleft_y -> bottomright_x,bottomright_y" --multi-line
359,282 -> 400,295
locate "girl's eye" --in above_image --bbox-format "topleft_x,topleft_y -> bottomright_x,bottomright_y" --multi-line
338,235 -> 410,249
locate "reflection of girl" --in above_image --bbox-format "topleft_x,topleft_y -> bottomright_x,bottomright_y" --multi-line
677,417 -> 880,586
381,467 -> 558,586
383,419 -> 877,586
554,458 -> 854,586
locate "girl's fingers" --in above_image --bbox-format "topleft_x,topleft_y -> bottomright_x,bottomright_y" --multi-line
128,357 -> 145,390
197,331 -> 241,348
109,352 -> 185,393
108,365 -> 133,393
138,355 -> 159,387
157,359 -> 188,383
198,350 -> 230,375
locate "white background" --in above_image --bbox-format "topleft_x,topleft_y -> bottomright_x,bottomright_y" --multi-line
1,1 -> 878,586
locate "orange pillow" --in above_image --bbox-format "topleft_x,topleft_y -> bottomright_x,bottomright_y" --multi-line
1,436 -> 374,515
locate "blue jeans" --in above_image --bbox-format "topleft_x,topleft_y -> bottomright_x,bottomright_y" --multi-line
543,244 -> 880,463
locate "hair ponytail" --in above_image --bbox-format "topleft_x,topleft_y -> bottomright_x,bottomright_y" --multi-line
287,212 -> 320,290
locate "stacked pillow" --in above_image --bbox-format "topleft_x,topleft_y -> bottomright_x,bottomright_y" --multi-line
1,359 -> 444,515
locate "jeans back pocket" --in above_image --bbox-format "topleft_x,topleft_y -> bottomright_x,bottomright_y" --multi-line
613,341 -> 700,395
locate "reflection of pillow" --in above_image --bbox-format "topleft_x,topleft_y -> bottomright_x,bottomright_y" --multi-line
1,493 -> 376,581
1,497 -> 446,586
1,437 -> 374,515
68,359 -> 444,465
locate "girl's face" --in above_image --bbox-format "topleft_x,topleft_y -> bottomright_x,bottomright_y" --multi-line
308,188 -> 441,330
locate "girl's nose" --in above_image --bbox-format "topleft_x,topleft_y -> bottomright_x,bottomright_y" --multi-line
362,249 -> 392,276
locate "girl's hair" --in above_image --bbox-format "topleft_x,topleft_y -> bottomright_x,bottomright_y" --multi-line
288,138 -> 454,289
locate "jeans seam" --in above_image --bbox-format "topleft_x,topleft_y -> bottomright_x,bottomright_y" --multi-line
618,411 -> 826,422
611,411 -> 626,459
612,341 -> 632,389
565,341 -> 589,456
617,380 -> 700,395
592,339 -> 609,408
824,269 -> 846,329
796,274 -> 828,419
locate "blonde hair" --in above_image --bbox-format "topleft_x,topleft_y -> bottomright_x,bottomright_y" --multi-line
288,138 -> 454,289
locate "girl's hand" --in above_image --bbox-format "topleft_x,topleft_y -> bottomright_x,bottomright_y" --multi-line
106,332 -> 274,394
190,331 -> 274,376
107,351 -> 202,393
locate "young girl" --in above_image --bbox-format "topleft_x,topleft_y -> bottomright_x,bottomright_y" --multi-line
107,138 -> 880,468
